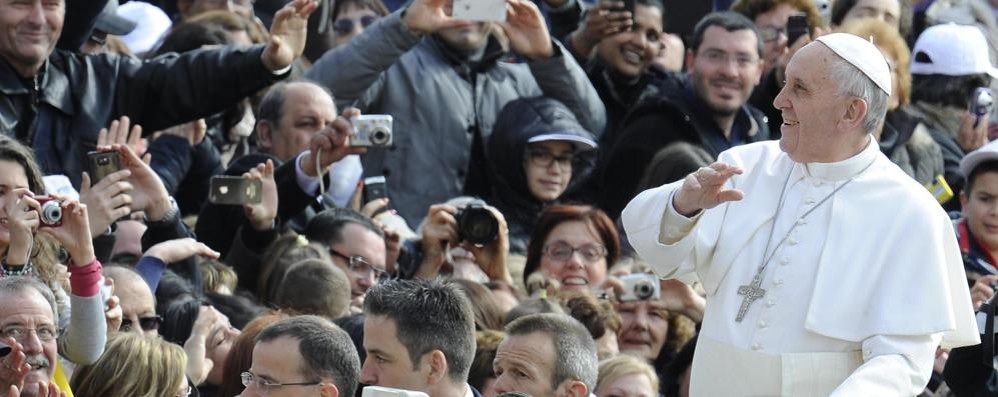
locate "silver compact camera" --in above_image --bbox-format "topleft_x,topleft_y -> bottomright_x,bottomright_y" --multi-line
618,273 -> 661,302
351,115 -> 394,147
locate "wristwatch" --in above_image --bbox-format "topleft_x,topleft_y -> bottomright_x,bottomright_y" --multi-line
145,196 -> 179,228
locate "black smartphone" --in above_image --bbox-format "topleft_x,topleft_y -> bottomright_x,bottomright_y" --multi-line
86,151 -> 121,184
362,176 -> 388,205
786,13 -> 809,45
208,176 -> 263,205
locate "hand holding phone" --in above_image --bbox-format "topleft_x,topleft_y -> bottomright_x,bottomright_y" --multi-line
786,13 -> 809,46
86,151 -> 122,185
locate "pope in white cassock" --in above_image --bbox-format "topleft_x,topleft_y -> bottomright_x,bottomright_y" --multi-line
622,33 -> 980,396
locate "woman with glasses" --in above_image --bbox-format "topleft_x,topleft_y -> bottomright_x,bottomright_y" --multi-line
522,204 -> 620,295
485,97 -> 598,255
70,332 -> 191,397
304,0 -> 390,65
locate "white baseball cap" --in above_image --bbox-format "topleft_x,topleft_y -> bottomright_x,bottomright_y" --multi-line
911,23 -> 998,78
815,33 -> 893,96
961,140 -> 998,177
117,1 -> 173,55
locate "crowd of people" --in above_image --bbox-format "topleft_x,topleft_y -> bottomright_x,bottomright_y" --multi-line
0,0 -> 997,395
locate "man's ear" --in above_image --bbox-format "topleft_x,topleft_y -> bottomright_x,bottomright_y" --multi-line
555,379 -> 589,397
840,97 -> 869,132
960,189 -> 969,209
684,49 -> 695,75
425,350 -> 449,385
320,381 -> 340,397
256,120 -> 274,150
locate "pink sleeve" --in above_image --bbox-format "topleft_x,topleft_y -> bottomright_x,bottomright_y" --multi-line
69,259 -> 103,298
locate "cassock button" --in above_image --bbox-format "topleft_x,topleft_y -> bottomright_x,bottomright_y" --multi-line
787,238 -> 798,246
780,258 -> 790,265
751,343 -> 762,351
804,198 -> 816,205
773,278 -> 784,286
796,218 -> 807,225
758,320 -> 767,328
766,300 -> 776,307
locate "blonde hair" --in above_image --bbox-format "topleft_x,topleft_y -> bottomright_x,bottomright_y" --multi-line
200,258 -> 238,294
71,333 -> 187,397
597,354 -> 660,394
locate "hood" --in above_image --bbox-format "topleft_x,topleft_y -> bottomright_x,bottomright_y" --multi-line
485,97 -> 597,222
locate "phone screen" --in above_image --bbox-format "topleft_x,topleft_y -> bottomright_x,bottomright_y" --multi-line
786,13 -> 809,45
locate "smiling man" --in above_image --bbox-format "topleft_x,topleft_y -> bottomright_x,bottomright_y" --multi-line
595,11 -> 769,219
622,32 -> 977,395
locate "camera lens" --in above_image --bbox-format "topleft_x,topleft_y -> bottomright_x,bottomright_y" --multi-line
371,127 -> 390,145
458,205 -> 499,245
634,281 -> 653,300
40,201 -> 62,225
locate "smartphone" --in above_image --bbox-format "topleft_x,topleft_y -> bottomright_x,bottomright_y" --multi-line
453,0 -> 506,22
86,151 -> 121,184
208,176 -> 262,205
971,87 -> 994,129
786,13 -> 809,46
362,176 -> 388,205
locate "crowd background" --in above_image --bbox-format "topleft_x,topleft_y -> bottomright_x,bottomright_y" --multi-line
2,0 -> 998,396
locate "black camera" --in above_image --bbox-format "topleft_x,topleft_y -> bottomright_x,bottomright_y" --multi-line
456,200 -> 499,246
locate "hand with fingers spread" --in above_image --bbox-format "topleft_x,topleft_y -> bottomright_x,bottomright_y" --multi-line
37,195 -> 95,265
145,238 -> 220,265
300,108 -> 367,177
242,161 -> 278,231
501,0 -> 554,60
0,338 -> 30,394
79,168 -> 133,236
103,144 -> 172,222
262,0 -> 319,71
97,116 -> 146,158
4,189 -> 39,266
672,162 -> 745,217
570,0 -> 632,57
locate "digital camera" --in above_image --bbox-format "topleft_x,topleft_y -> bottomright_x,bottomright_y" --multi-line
456,200 -> 499,246
36,196 -> 62,228
618,273 -> 661,302
351,115 -> 394,147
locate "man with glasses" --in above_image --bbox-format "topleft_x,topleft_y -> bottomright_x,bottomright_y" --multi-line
0,277 -> 67,396
305,208 -> 387,314
597,11 -> 769,219
242,315 -> 360,397
104,266 -> 161,336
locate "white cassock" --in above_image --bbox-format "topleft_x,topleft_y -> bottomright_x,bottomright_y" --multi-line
622,138 -> 979,396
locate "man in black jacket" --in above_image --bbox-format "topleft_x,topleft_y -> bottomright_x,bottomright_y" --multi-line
0,0 -> 316,187
596,11 -> 770,219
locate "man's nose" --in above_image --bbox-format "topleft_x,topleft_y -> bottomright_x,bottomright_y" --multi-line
492,374 -> 511,395
360,361 -> 378,385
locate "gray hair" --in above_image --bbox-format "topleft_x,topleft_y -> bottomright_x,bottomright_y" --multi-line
0,277 -> 58,325
827,53 -> 889,134
504,313 -> 598,393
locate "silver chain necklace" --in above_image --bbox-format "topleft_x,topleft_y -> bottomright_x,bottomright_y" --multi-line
734,161 -> 873,322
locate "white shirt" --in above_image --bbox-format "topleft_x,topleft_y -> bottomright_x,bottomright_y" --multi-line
622,139 -> 978,396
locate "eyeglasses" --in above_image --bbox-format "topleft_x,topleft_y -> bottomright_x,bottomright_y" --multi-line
697,49 -> 760,69
758,26 -> 787,42
1,325 -> 58,343
333,15 -> 378,34
525,149 -> 575,171
121,315 -> 163,332
241,371 -> 321,393
542,242 -> 608,263
329,249 -> 387,279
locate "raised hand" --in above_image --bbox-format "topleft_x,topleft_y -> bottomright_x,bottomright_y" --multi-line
262,0 -> 318,71
144,238 -> 220,265
403,0 -> 467,34
184,306 -> 229,385
79,169 -> 133,236
417,204 -> 460,279
299,108 -> 367,177
0,338 -> 29,393
672,162 -> 744,217
464,206 -> 511,283
500,0 -> 554,60
242,160 -> 278,230
103,277 -> 122,337
105,144 -> 171,222
4,189 -> 39,266
570,0 -> 632,57
97,116 -> 146,158
37,195 -> 94,266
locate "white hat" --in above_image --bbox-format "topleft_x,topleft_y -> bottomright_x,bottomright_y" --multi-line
527,133 -> 597,151
961,140 -> 998,177
117,1 -> 173,55
911,23 -> 998,78
815,33 -> 893,96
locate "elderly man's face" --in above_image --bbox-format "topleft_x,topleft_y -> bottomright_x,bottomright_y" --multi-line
687,26 -> 764,117
493,332 -> 561,397
0,0 -> 64,77
0,289 -> 58,397
773,43 -> 853,162
260,83 -> 338,161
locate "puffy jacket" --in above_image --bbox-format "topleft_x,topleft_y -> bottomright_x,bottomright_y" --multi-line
306,10 -> 606,226
485,96 -> 597,254
0,45 -> 285,186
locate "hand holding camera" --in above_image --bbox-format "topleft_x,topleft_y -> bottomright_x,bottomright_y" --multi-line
500,0 -> 554,60
418,201 -> 510,282
36,195 -> 95,267
300,108 -> 367,177
571,0 -> 633,57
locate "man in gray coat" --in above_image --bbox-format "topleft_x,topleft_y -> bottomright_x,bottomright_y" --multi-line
306,0 -> 606,225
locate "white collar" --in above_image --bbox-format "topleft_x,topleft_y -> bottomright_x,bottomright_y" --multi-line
800,135 -> 879,182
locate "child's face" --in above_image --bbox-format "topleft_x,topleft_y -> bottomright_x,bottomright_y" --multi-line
962,171 -> 998,251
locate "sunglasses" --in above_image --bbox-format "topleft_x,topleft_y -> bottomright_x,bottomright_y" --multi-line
333,15 -> 378,34
121,315 -> 163,332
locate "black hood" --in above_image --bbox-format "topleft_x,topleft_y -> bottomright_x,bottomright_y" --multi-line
485,97 -> 597,228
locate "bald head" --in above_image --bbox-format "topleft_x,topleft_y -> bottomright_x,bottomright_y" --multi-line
104,266 -> 158,335
256,81 -> 338,161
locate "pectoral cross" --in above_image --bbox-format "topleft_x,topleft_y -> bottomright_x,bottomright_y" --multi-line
736,273 -> 766,322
